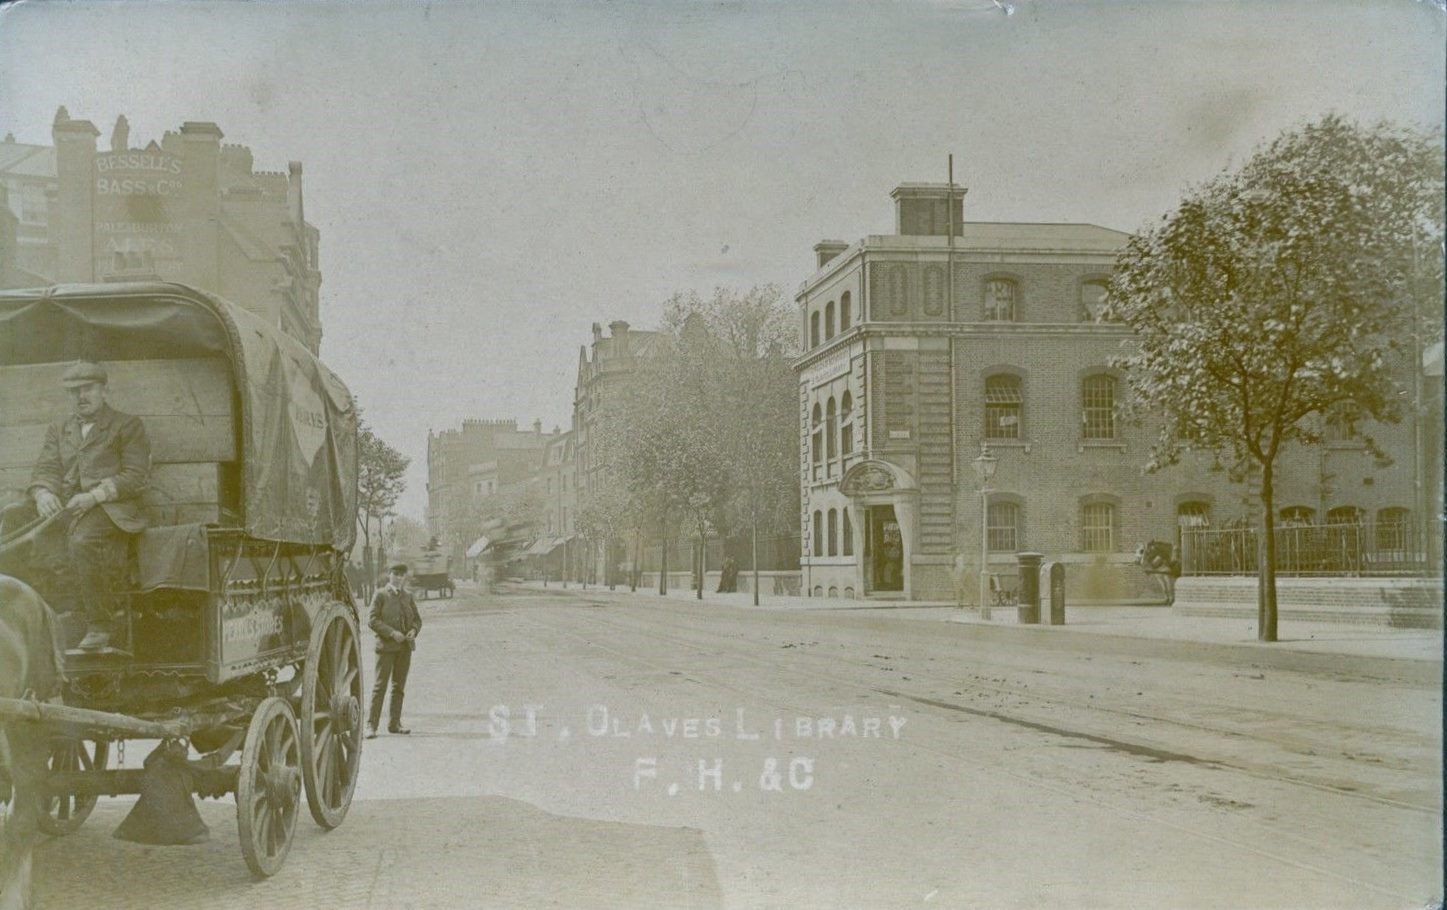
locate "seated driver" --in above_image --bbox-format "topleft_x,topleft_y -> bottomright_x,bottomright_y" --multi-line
27,361 -> 151,651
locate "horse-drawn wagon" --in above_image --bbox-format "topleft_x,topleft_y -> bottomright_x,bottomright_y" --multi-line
0,283 -> 364,879
407,546 -> 454,599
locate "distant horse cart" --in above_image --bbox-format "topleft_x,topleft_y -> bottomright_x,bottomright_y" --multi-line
410,571 -> 455,599
406,547 -> 454,599
0,283 -> 364,880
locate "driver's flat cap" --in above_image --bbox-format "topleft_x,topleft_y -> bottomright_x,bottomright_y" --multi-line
60,361 -> 107,388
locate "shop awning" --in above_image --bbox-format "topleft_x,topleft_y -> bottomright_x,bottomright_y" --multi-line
524,536 -> 571,557
465,536 -> 492,558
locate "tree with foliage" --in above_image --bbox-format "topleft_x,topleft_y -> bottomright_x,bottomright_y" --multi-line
356,413 -> 410,601
1108,115 -> 1444,641
574,470 -> 646,589
385,515 -> 431,562
606,325 -> 732,598
595,286 -> 798,601
662,286 -> 799,604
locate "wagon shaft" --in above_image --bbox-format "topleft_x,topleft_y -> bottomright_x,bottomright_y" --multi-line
0,697 -> 187,739
45,766 -> 236,800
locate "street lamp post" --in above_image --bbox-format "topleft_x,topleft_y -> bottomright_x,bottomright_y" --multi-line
973,445 -> 997,620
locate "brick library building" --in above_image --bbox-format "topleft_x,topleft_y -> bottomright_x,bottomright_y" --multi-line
794,183 -> 1435,603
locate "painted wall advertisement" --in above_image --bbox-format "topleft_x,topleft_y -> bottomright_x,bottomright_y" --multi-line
92,148 -> 185,273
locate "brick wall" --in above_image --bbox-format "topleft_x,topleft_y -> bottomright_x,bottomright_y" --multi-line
1175,577 -> 1444,628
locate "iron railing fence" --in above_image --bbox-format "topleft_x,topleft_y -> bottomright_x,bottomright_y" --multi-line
1182,521 -> 1436,577
637,533 -> 801,574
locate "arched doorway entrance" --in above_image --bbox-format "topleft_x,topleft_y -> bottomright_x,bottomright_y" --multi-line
839,460 -> 919,598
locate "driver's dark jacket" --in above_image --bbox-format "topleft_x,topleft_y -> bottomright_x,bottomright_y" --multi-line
369,586 -> 422,654
29,404 -> 151,533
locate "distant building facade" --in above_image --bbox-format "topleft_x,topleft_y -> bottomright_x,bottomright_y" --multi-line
540,429 -> 576,541
794,183 -> 1429,602
426,417 -> 551,562
0,108 -> 322,352
572,320 -> 660,583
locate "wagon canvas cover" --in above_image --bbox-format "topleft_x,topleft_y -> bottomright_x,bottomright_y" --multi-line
0,283 -> 357,552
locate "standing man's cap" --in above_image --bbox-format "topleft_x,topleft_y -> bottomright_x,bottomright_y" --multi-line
61,361 -> 108,388
389,563 -> 410,574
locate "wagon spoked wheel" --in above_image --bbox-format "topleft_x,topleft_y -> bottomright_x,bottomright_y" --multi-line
300,602 -> 363,829
38,738 -> 110,836
236,697 -> 302,878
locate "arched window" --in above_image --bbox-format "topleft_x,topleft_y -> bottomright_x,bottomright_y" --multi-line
987,501 -> 1020,553
843,508 -> 853,556
811,403 -> 823,465
984,374 -> 1023,440
1080,502 -> 1115,553
827,508 -> 838,556
1080,280 -> 1111,322
810,311 -> 820,348
1279,506 -> 1315,525
826,397 -> 838,460
1081,374 -> 1116,440
840,292 -> 852,331
840,391 -> 854,457
984,278 -> 1017,321
1327,506 -> 1364,526
1177,501 -> 1210,528
825,301 -> 836,339
812,510 -> 823,557
1376,507 -> 1410,556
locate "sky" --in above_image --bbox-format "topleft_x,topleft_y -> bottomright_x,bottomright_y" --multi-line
1,0 -> 1442,520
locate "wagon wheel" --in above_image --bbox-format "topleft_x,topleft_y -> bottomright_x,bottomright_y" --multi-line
299,602 -> 363,829
38,738 -> 109,836
236,697 -> 302,878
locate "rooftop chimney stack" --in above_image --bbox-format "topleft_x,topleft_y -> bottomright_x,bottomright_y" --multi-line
891,183 -> 966,237
814,240 -> 849,269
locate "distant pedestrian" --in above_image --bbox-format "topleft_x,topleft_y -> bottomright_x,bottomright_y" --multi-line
367,563 -> 422,737
717,556 -> 739,593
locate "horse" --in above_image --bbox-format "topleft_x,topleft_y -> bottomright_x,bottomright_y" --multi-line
1136,539 -> 1179,603
0,574 -> 66,910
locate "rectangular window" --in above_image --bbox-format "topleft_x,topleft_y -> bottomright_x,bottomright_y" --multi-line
985,376 -> 1022,440
1082,375 -> 1116,440
984,279 -> 1016,321
1080,281 -> 1111,322
987,502 -> 1019,553
1081,503 -> 1114,553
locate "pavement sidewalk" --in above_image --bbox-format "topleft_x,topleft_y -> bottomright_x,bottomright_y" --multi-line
515,580 -> 1444,664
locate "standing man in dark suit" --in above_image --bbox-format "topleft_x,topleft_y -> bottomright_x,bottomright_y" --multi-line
367,563 -> 422,738
28,361 -> 151,651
